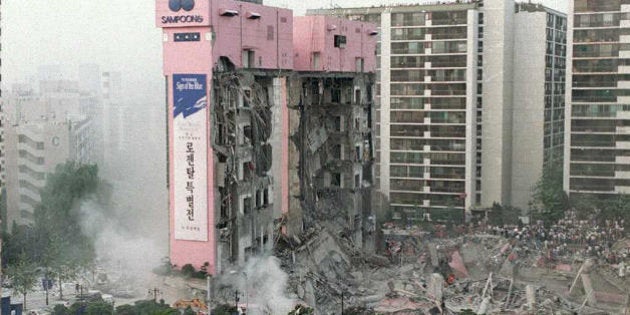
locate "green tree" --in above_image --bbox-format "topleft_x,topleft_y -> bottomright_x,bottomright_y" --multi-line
288,305 -> 315,315
6,256 -> 38,309
212,304 -> 237,315
114,304 -> 136,315
531,163 -> 569,224
51,304 -> 70,315
487,203 -> 523,226
85,301 -> 114,315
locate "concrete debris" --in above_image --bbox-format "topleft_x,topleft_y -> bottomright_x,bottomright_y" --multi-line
274,212 -> 630,314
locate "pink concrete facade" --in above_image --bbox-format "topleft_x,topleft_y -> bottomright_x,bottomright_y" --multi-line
162,25 -> 216,272
157,0 -> 376,273
157,0 -> 294,273
209,0 -> 293,69
293,16 -> 377,73
158,0 -> 293,70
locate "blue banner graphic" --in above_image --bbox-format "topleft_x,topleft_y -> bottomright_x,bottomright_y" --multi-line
173,74 -> 207,119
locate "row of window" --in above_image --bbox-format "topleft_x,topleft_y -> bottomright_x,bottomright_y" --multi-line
391,41 -> 467,55
574,12 -> 630,28
390,151 -> 465,165
391,11 -> 468,27
573,58 -> 630,73
390,110 -> 466,124
390,138 -> 466,151
390,97 -> 466,110
391,55 -> 467,68
390,178 -> 465,192
391,82 -> 467,96
574,0 -> 630,13
392,26 -> 467,41
546,12 -> 568,31
574,28 -> 630,43
574,43 -> 630,58
572,88 -> 630,102
570,148 -> 630,162
572,118 -> 630,133
570,178 -> 630,192
572,104 -> 630,117
17,135 -> 44,150
390,124 -> 466,138
390,192 -> 464,207
391,69 -> 467,82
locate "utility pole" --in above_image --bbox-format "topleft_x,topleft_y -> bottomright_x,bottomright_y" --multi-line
341,292 -> 344,315
148,288 -> 161,302
0,218 -> 3,304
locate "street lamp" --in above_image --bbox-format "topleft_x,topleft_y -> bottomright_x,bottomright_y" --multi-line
229,270 -> 248,311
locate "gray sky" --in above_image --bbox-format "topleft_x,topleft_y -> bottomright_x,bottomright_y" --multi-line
3,0 -> 568,98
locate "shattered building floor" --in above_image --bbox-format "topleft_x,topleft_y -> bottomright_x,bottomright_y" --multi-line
276,228 -> 630,314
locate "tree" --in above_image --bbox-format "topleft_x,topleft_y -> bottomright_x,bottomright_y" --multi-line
288,305 -> 315,315
51,304 -> 70,315
6,256 -> 38,309
487,203 -> 522,226
85,301 -> 114,315
212,304 -> 238,315
531,163 -> 569,224
115,300 -> 178,315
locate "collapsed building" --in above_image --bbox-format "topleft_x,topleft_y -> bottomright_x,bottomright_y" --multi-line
156,0 -> 377,273
284,17 -> 377,251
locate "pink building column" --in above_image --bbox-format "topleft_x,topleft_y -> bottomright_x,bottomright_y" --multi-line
157,0 -> 216,273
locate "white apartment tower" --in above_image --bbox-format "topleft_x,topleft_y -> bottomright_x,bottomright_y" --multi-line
565,0 -> 630,198
311,0 -> 567,221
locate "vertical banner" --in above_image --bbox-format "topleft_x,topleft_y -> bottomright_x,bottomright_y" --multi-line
173,74 -> 208,241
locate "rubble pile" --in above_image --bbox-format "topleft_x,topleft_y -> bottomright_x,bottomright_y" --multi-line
277,217 -> 630,314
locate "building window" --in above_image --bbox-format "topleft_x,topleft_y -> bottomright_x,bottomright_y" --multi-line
334,116 -> 345,132
331,173 -> 342,187
331,88 -> 341,103
267,25 -> 275,40
243,197 -> 252,215
312,52 -> 320,69
332,144 -> 342,159
355,58 -> 364,72
264,188 -> 270,205
334,35 -> 347,48
243,50 -> 255,68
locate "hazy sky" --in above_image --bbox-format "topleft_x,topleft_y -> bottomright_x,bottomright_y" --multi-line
3,0 -> 568,98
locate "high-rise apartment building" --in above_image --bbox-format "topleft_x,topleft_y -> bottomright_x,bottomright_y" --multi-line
511,3 -> 567,209
4,118 -> 94,227
0,0 -> 5,188
310,0 -> 567,219
565,0 -> 630,197
3,76 -> 98,228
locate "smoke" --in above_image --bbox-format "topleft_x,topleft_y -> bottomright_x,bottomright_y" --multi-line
78,194 -> 166,286
220,256 -> 295,315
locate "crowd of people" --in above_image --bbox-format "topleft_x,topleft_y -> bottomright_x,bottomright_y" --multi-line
485,211 -> 626,262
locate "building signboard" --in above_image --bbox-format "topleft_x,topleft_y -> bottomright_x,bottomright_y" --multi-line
173,74 -> 208,241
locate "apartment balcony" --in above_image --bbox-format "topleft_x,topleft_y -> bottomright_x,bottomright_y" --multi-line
617,141 -> 630,149
19,188 -> 41,203
616,156 -> 630,164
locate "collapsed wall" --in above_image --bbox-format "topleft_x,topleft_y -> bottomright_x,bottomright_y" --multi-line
285,72 -> 377,252
213,69 -> 282,268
